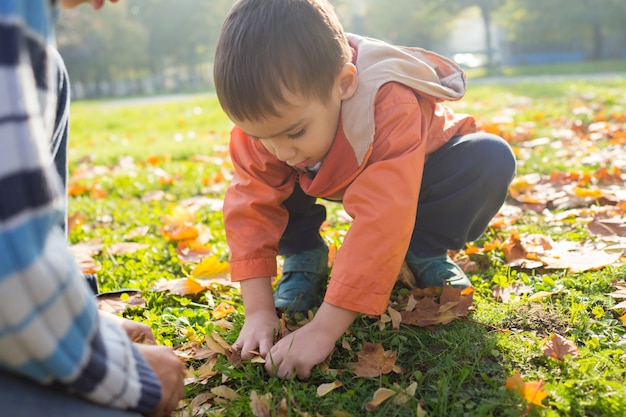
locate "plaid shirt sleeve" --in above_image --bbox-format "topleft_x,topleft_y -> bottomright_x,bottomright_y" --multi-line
0,1 -> 161,412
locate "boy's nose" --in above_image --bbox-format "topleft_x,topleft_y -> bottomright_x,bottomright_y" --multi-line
273,144 -> 297,162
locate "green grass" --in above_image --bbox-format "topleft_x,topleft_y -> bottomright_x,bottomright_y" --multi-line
465,59 -> 626,79
68,76 -> 626,416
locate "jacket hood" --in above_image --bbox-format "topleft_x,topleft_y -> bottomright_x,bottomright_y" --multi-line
343,33 -> 467,165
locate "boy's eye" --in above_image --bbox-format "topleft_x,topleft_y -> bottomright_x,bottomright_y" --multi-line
287,129 -> 305,140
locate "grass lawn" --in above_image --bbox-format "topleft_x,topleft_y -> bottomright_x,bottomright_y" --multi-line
68,76 -> 626,416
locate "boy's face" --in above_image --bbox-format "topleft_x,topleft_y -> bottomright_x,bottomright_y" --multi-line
232,64 -> 358,171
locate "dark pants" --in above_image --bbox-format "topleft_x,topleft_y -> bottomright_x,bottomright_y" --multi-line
51,49 -> 70,234
278,133 -> 516,258
0,371 -> 142,417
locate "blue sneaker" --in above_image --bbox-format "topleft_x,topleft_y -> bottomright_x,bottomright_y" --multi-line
404,253 -> 471,288
274,245 -> 329,313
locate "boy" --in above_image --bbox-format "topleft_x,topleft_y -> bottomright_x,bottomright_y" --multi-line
214,0 -> 516,380
0,1 -> 185,415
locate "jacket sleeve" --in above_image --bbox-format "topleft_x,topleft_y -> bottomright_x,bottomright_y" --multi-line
224,127 -> 296,280
0,5 -> 161,413
324,83 -> 428,315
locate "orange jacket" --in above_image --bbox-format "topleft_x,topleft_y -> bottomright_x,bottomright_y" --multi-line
224,35 -> 477,315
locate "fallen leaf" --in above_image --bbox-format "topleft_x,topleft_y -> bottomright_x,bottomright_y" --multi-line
393,382 -> 418,405
249,391 -> 271,417
107,242 -> 149,255
401,286 -> 474,327
213,302 -> 236,319
316,380 -> 342,396
97,291 -> 145,314
492,282 -> 533,303
348,342 -> 401,378
387,306 -> 402,330
365,388 -> 396,411
542,333 -> 579,361
154,277 -> 206,296
211,385 -> 240,400
505,372 -> 548,407
175,341 -> 219,361
191,255 -> 230,279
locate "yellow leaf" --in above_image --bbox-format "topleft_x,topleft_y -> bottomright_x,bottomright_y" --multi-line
365,388 -> 396,411
316,380 -> 342,397
191,255 -> 230,279
213,301 -> 236,319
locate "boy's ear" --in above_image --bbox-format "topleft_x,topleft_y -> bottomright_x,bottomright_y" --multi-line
337,63 -> 358,100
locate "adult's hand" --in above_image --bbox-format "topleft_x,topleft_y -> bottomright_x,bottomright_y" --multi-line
99,310 -> 156,344
135,344 -> 186,417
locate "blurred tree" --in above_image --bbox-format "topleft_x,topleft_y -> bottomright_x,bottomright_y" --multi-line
58,4 -> 148,95
455,0 -> 504,67
128,0 -> 233,90
497,0 -> 626,60
359,0 -> 463,51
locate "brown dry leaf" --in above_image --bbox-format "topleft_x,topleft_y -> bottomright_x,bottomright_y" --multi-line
393,382 -> 418,405
388,306 -> 402,330
417,399 -> 428,417
505,372 -> 548,407
588,217 -> 626,237
348,342 -> 401,378
504,231 -> 623,272
211,385 -> 240,400
542,333 -> 579,361
204,335 -> 228,356
492,282 -> 533,303
188,392 -> 213,416
174,341 -> 219,361
97,292 -> 145,315
249,391 -> 271,417
608,280 -> 626,301
401,286 -> 474,327
107,242 -> 149,255
184,357 -> 219,385
316,380 -> 343,396
365,388 -> 396,411
69,240 -> 103,274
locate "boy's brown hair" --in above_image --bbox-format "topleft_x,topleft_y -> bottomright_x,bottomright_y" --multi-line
214,0 -> 352,122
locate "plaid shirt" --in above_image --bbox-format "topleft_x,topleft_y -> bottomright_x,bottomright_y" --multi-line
0,0 -> 160,412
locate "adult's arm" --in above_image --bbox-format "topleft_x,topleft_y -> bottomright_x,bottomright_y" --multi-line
0,3 -> 161,413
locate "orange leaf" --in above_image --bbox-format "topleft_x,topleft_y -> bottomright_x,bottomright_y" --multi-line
542,333 -> 578,361
154,277 -> 206,296
162,225 -> 199,241
505,372 -> 548,407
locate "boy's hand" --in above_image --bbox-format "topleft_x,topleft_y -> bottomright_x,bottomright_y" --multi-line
265,302 -> 358,379
234,276 -> 280,358
233,309 -> 280,359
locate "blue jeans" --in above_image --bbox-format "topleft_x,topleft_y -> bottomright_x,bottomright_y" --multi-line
278,132 -> 516,258
0,371 -> 142,417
